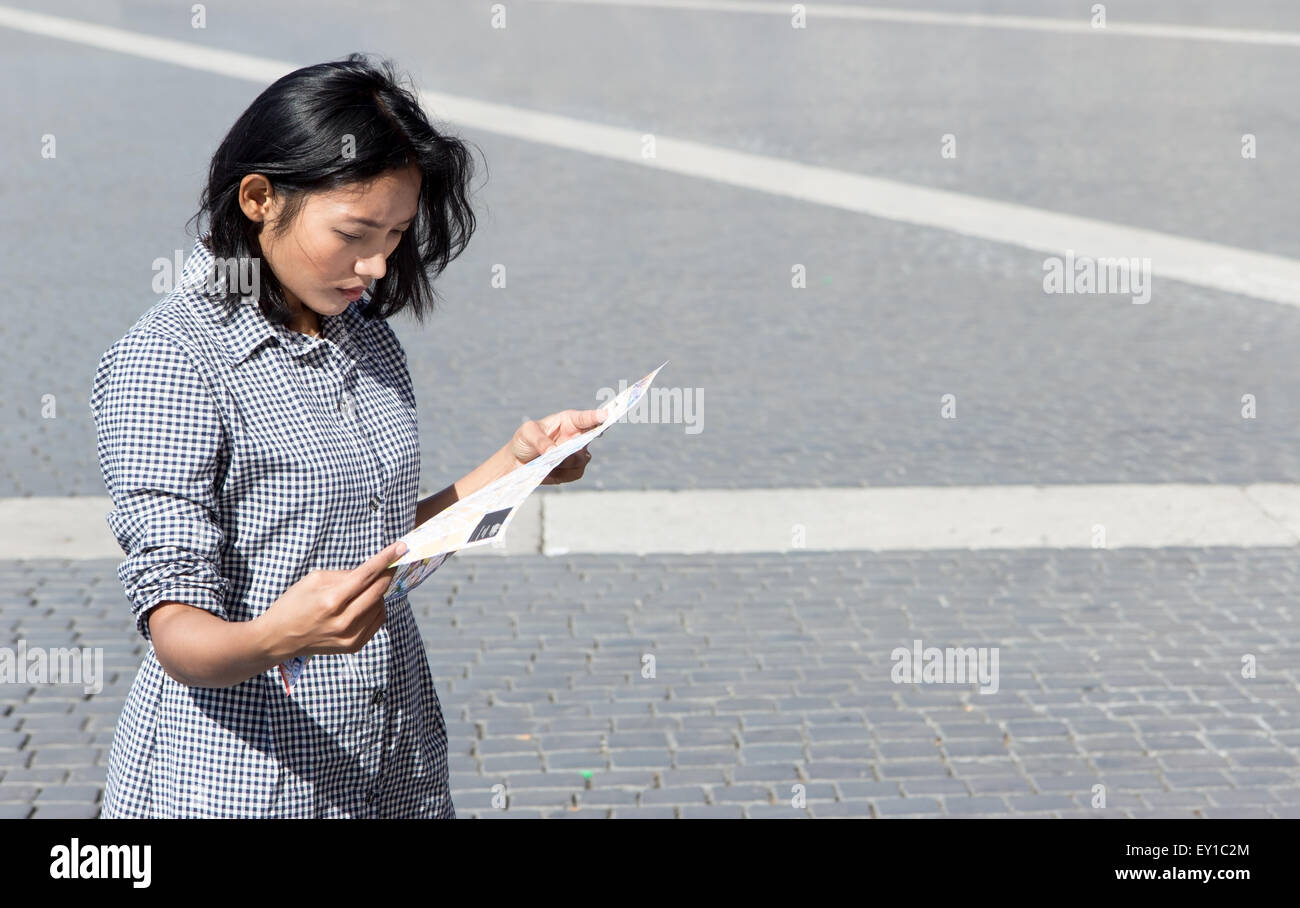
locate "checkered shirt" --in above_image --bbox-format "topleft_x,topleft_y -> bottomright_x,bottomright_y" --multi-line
90,233 -> 454,818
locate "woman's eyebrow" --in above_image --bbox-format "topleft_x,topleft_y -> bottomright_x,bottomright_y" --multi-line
345,214 -> 416,228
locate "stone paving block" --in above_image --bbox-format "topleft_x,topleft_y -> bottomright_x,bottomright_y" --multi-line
1200,808 -> 1274,819
657,768 -> 728,786
587,770 -> 657,788
543,752 -> 608,771
1141,791 -> 1211,808
65,764 -> 107,780
13,715 -> 81,730
609,807 -> 678,818
0,784 -> 39,803
32,784 -> 101,806
833,780 -> 903,799
1226,769 -> 1292,786
807,802 -> 873,818
679,805 -> 746,818
747,805 -> 811,818
445,787 -> 503,810
24,731 -> 98,747
505,789 -> 576,809
870,797 -> 944,816
480,754 -> 544,773
537,718 -> 613,734
785,781 -> 836,801
490,771 -> 583,790
898,777 -> 971,796
1227,751 -> 1299,768
1008,739 -> 1082,755
622,716 -> 689,731
638,786 -> 709,806
731,764 -> 801,784
877,762 -> 955,779
876,740 -> 942,759
1008,795 -> 1076,811
477,808 -> 548,819
963,775 -> 1035,795
30,804 -> 100,819
575,788 -> 638,807
740,715 -> 805,729
1205,789 -> 1279,807
605,731 -> 671,749
733,727 -> 801,745
738,745 -> 805,763
603,747 -> 675,774
1098,772 -> 1166,791
942,740 -> 1009,758
675,748 -> 736,767
1157,752 -> 1232,769
940,797 -> 1012,814
1091,755 -> 1159,771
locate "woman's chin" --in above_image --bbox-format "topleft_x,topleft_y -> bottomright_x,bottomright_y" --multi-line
322,291 -> 356,311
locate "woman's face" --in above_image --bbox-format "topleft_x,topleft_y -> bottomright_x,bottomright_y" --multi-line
238,163 -> 421,323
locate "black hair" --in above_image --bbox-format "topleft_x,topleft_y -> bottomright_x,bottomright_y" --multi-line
185,52 -> 481,326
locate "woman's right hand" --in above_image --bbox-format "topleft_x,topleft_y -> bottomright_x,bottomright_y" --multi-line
262,540 -> 408,658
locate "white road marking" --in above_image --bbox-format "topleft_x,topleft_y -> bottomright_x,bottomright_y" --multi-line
11,485 -> 1300,560
540,484 -> 1300,554
3,4 -> 1300,305
530,0 -> 1300,48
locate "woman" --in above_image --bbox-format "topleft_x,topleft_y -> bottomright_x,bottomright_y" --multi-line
90,54 -> 602,818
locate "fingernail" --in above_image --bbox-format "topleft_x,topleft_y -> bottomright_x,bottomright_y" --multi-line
396,542 -> 408,556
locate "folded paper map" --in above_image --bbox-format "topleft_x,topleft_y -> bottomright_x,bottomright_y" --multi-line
277,361 -> 668,694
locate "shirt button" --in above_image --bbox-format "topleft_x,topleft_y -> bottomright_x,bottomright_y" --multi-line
340,394 -> 355,417
365,790 -> 377,803
368,493 -> 382,511
371,689 -> 385,705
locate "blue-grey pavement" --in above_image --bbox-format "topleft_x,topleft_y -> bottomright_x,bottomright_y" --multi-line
6,3 -> 1300,495
2,548 -> 1298,818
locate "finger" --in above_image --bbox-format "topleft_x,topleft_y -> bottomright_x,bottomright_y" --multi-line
543,465 -> 587,485
349,569 -> 395,627
561,449 -> 592,470
343,539 -> 409,601
518,420 -> 556,456
353,595 -> 388,648
578,408 -> 608,429
543,409 -> 606,436
537,412 -> 565,438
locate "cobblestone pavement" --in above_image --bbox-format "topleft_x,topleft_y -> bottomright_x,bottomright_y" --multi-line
2,548 -> 1296,819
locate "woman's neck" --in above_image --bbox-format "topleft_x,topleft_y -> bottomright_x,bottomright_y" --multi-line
284,294 -> 320,337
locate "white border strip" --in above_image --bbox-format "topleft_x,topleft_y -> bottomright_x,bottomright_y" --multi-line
529,0 -> 1300,48
4,4 -> 1300,306
11,485 -> 1300,560
541,484 -> 1300,554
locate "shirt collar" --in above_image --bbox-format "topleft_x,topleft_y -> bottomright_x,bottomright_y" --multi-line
180,234 -> 374,369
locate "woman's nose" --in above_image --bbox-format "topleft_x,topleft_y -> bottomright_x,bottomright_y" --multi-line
357,254 -> 386,283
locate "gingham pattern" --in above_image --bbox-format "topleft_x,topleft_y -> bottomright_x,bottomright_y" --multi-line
90,234 -> 454,818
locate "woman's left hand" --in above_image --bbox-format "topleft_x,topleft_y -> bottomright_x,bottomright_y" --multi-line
507,408 -> 608,485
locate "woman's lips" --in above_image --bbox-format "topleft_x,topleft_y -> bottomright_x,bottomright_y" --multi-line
339,286 -> 365,301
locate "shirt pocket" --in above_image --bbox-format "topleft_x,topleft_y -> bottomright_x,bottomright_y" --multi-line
225,363 -> 363,524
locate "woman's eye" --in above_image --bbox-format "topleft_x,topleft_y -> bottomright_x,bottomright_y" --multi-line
337,230 -> 362,241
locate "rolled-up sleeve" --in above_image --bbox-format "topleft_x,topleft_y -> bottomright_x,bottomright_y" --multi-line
90,330 -> 231,643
